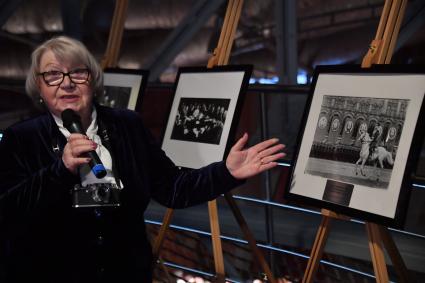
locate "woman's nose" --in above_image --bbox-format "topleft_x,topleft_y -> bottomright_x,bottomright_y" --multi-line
61,74 -> 75,88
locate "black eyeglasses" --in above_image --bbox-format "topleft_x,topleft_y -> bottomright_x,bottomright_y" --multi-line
37,68 -> 90,86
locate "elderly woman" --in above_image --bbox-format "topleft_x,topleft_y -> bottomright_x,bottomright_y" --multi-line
0,36 -> 285,283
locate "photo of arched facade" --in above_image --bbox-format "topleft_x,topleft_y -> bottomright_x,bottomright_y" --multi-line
306,95 -> 409,189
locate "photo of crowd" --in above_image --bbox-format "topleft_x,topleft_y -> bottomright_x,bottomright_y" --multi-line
171,97 -> 230,144
97,86 -> 131,109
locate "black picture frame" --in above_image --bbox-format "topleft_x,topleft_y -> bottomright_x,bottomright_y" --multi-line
413,139 -> 425,182
161,65 -> 253,169
284,64 -> 425,228
100,68 -> 149,111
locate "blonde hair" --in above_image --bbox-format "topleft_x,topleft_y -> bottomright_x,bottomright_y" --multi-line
25,36 -> 103,100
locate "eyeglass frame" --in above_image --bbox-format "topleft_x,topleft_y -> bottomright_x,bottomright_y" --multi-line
37,68 -> 91,86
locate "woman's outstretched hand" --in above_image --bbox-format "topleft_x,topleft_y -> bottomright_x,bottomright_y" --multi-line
226,133 -> 286,180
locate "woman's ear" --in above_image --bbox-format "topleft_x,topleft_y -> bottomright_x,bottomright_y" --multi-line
36,76 -> 43,89
38,96 -> 44,105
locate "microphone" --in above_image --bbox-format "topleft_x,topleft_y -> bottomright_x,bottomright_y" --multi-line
61,109 -> 107,178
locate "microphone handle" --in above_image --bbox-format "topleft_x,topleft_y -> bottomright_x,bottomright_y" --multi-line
67,123 -> 107,179
87,151 -> 107,178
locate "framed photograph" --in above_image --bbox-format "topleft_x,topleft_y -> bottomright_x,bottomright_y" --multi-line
285,65 -> 425,228
161,65 -> 252,169
99,68 -> 149,111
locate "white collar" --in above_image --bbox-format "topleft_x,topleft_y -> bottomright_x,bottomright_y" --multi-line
52,108 -> 97,139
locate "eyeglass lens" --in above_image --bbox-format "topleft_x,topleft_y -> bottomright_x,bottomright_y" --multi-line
43,69 -> 89,86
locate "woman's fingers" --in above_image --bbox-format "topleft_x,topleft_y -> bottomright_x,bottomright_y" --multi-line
62,134 -> 96,173
231,133 -> 248,152
256,152 -> 286,173
68,134 -> 97,157
251,138 -> 280,153
72,157 -> 92,166
70,142 -> 96,157
259,161 -> 278,172
257,143 -> 286,159
67,133 -> 88,142
260,152 -> 286,164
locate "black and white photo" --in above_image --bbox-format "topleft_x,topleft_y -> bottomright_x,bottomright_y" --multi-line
305,95 -> 408,189
285,65 -> 425,227
98,86 -> 131,109
170,97 -> 230,145
101,68 -> 149,110
161,65 -> 252,169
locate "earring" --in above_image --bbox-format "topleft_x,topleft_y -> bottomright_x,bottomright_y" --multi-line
39,97 -> 44,104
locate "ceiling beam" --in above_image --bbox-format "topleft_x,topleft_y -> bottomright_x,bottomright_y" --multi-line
0,30 -> 38,47
299,2 -> 383,21
143,0 -> 226,81
61,0 -> 83,40
0,0 -> 24,28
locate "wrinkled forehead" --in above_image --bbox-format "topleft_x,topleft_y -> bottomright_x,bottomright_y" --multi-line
39,46 -> 86,69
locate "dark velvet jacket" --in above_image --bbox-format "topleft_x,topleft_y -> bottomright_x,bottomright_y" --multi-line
0,105 -> 242,282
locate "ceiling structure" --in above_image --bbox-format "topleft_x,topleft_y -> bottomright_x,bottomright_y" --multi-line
0,0 -> 424,83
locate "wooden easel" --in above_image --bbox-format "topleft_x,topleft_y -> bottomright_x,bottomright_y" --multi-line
101,0 -> 128,69
302,0 -> 410,282
152,1 -> 277,282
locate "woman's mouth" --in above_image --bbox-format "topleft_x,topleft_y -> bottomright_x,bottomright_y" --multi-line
60,95 -> 80,102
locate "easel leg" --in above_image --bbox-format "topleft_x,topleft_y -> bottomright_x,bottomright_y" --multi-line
152,208 -> 175,260
207,0 -> 244,67
101,0 -> 128,68
158,257 -> 174,283
362,1 -> 408,283
151,208 -> 175,282
224,193 -> 277,283
302,215 -> 333,283
379,226 -> 410,283
219,0 -> 244,65
366,222 -> 389,283
208,200 -> 226,282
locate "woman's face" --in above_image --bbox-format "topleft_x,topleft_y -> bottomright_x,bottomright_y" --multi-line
38,49 -> 93,119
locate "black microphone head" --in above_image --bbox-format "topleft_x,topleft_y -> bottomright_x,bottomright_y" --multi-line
61,109 -> 82,130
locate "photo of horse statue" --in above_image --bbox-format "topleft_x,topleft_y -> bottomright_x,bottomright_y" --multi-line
305,95 -> 407,189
